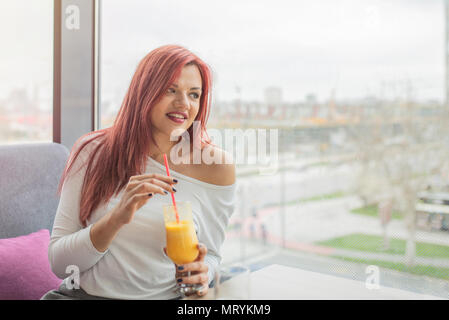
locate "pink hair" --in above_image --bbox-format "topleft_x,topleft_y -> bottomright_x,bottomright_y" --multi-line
58,45 -> 213,227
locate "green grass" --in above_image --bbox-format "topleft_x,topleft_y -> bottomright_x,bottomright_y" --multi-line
305,161 -> 329,168
236,161 -> 329,177
297,191 -> 347,204
317,233 -> 449,259
263,191 -> 347,209
333,256 -> 449,281
351,205 -> 403,220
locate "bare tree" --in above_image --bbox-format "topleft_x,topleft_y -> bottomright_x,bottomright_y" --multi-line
351,93 -> 449,266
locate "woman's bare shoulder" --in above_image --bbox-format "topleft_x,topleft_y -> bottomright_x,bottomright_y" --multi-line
200,144 -> 235,186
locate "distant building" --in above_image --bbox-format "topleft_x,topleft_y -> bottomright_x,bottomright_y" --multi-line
264,87 -> 283,106
305,93 -> 321,118
264,87 -> 283,118
305,93 -> 317,106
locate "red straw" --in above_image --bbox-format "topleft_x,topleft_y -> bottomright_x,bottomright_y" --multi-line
163,154 -> 179,223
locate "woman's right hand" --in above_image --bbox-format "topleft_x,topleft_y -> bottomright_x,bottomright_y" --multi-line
109,173 -> 178,226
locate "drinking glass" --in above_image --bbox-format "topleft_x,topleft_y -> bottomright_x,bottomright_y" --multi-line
163,201 -> 201,297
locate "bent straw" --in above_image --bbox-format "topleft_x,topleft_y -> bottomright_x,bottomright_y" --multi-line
163,153 -> 179,223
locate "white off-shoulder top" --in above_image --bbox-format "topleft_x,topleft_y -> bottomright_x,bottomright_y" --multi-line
48,138 -> 236,299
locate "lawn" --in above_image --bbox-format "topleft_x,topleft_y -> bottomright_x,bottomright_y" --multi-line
317,233 -> 449,259
333,256 -> 449,281
296,191 -> 347,204
351,205 -> 403,220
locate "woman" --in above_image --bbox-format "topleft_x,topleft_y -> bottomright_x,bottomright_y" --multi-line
42,45 -> 236,300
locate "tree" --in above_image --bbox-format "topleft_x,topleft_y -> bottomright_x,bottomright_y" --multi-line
350,94 -> 449,267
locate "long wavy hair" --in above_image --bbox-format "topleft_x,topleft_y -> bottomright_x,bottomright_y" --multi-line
58,45 -> 213,227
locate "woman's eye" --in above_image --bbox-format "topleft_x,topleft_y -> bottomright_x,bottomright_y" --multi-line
167,88 -> 199,99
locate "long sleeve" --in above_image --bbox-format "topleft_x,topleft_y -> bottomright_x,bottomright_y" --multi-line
48,139 -> 108,279
196,184 -> 237,286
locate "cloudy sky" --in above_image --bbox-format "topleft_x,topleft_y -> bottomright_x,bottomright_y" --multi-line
0,0 -> 53,101
101,0 -> 445,104
0,0 -> 446,107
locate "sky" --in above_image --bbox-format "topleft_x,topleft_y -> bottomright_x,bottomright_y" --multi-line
0,0 -> 446,108
100,0 -> 446,104
0,0 -> 53,102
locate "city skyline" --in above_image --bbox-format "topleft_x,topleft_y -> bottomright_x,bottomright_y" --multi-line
1,78 -> 444,116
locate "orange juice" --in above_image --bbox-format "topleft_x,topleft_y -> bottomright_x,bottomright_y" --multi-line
165,220 -> 199,265
163,201 -> 202,296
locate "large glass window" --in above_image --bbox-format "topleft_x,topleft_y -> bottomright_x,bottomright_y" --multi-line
0,0 -> 53,144
100,0 -> 449,297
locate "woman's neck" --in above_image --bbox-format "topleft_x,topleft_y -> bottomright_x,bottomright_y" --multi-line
148,131 -> 196,166
148,131 -> 180,159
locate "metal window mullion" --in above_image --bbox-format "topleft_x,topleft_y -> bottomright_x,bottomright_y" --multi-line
57,0 -> 97,149
53,0 -> 62,144
93,0 -> 101,131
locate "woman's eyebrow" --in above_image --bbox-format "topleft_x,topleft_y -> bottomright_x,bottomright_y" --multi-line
171,83 -> 202,90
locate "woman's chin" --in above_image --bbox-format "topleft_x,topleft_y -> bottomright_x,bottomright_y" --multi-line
167,119 -> 194,132
152,118 -> 193,139
165,126 -> 188,139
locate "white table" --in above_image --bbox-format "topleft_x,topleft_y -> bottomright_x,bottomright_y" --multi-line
190,264 -> 444,300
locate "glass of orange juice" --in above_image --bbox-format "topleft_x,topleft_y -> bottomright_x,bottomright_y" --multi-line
163,201 -> 201,296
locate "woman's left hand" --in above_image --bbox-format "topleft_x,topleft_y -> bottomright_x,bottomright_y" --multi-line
169,243 -> 209,297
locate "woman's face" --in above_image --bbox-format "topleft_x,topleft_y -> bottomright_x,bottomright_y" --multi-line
150,64 -> 203,140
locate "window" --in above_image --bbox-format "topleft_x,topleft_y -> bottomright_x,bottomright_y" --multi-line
100,0 -> 449,297
0,0 -> 53,144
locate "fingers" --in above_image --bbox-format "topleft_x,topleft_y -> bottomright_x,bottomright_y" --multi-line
195,243 -> 207,261
175,261 -> 208,277
144,178 -> 176,194
174,246 -> 209,297
124,192 -> 154,212
174,244 -> 207,277
129,180 -> 175,196
130,192 -> 154,203
177,271 -> 209,286
130,173 -> 178,185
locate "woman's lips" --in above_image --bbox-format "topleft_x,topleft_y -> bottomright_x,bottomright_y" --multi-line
166,114 -> 186,124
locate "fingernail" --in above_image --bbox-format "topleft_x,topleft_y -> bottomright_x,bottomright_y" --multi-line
172,187 -> 177,192
177,278 -> 183,283
178,266 -> 184,271
164,190 -> 168,195
173,179 -> 178,183
148,193 -> 153,197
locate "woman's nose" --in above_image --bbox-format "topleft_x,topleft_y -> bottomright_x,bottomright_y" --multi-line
174,92 -> 189,108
